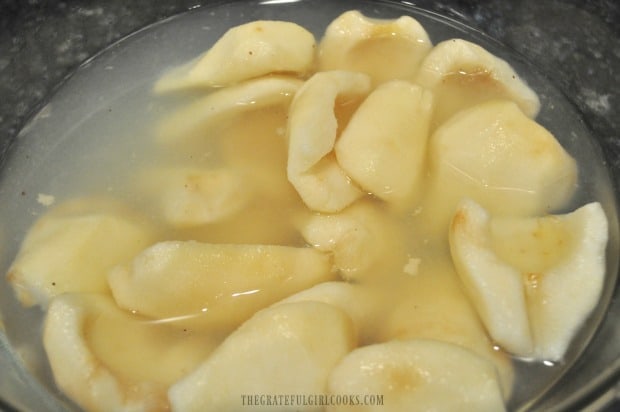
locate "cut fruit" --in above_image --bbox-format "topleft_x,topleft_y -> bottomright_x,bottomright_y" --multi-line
425,100 -> 577,234
138,167 -> 250,228
327,339 -> 505,412
449,199 -> 608,360
155,21 -> 315,91
7,199 -> 156,308
319,10 -> 432,85
287,70 -> 371,212
415,38 -> 540,127
108,241 -> 335,331
43,293 -> 217,412
377,259 -> 514,397
274,281 -> 376,341
298,200 -> 406,281
158,76 -> 302,144
169,301 -> 356,412
335,80 -> 433,206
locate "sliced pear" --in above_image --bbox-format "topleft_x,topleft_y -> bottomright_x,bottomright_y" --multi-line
157,76 -> 303,144
335,80 -> 433,206
108,241 -> 335,331
155,21 -> 315,92
426,100 -> 577,234
216,103 -> 294,203
275,281 -> 357,312
327,339 -> 505,412
448,199 -> 533,356
138,167 -> 250,228
6,199 -> 157,308
169,196 -> 303,246
274,281 -> 377,342
169,301 -> 356,412
43,293 -> 218,412
415,38 -> 540,127
287,70 -> 371,212
318,10 -> 432,85
377,259 -> 514,397
449,199 -> 608,360
158,104 -> 302,243
298,200 -> 407,280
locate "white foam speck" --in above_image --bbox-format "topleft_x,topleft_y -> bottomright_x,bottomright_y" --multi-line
37,193 -> 55,206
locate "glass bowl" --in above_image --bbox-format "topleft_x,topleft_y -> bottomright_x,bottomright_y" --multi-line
0,0 -> 618,411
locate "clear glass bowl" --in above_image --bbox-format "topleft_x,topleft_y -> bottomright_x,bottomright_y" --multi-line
0,1 -> 618,411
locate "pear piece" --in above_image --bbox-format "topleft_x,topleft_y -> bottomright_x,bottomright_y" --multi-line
298,200 -> 406,280
335,80 -> 433,206
274,281 -> 376,341
449,199 -> 533,356
377,259 -> 514,398
168,301 -> 356,412
155,21 -> 315,92
43,293 -> 217,412
138,167 -> 250,228
450,199 -> 608,360
319,10 -> 432,85
287,70 -> 371,213
327,339 -> 505,412
426,100 -> 577,233
415,38 -> 540,127
158,76 -> 303,144
6,199 -> 156,308
108,241 -> 335,331
275,282 -> 360,318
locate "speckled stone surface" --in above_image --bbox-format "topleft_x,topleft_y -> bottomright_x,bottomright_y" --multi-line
0,0 -> 619,410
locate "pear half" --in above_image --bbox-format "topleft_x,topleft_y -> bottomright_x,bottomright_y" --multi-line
335,80 -> 433,206
43,293 -> 217,412
415,38 -> 540,127
157,76 -> 303,144
7,199 -> 156,308
169,301 -> 356,412
155,21 -> 315,92
108,241 -> 335,332
327,339 -> 505,412
287,70 -> 371,213
318,10 -> 432,85
449,199 -> 608,360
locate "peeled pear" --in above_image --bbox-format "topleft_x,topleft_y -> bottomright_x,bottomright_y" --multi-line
6,199 -> 156,308
299,200 -> 406,280
158,76 -> 303,144
287,70 -> 371,213
335,80 -> 433,206
319,10 -> 432,85
138,167 -> 250,228
155,21 -> 315,92
327,339 -> 505,412
448,200 -> 532,356
425,100 -> 577,234
415,38 -> 540,127
274,281 -> 377,342
43,293 -> 218,412
168,301 -> 356,412
216,103 -> 295,204
377,259 -> 514,397
275,282 -> 359,316
449,198 -> 608,360
108,241 -> 335,331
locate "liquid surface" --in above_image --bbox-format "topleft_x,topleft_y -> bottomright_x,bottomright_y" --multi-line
0,1 -> 617,411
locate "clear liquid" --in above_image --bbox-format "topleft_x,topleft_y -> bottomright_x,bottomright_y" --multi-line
0,2 -> 618,411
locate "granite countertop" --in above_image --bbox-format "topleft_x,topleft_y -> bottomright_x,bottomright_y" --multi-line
0,0 -> 618,411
